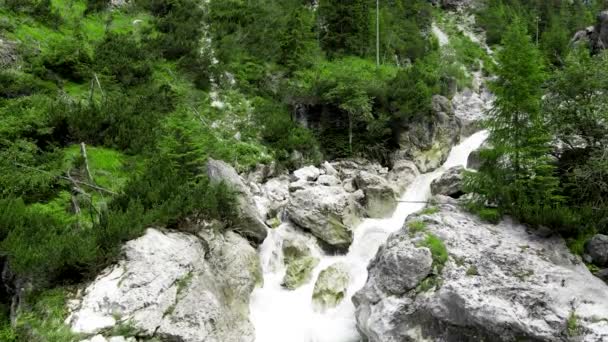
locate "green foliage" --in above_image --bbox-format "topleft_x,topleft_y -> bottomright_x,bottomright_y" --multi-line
0,69 -> 54,98
567,310 -> 580,337
14,289 -> 76,342
469,19 -> 564,231
0,198 -> 96,283
378,0 -> 435,63
94,33 -> 153,87
5,0 -> 63,27
293,57 -> 397,158
419,233 -> 448,272
388,53 -> 440,121
420,207 -> 439,215
252,98 -> 320,167
318,0 -> 370,57
476,0 -> 602,63
478,208 -> 501,224
278,8 -> 318,72
408,220 -> 427,234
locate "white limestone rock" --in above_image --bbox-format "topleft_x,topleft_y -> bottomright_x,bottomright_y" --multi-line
354,205 -> 608,342
68,229 -> 261,342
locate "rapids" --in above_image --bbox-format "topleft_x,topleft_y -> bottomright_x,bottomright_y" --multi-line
249,130 -> 489,342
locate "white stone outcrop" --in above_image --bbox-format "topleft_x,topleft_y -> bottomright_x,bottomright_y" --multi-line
68,228 -> 261,342
354,204 -> 608,342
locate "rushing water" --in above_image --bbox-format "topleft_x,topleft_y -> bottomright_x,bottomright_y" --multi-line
249,130 -> 489,342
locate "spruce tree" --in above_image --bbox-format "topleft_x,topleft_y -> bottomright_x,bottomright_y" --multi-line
318,0 -> 370,57
472,18 -> 561,212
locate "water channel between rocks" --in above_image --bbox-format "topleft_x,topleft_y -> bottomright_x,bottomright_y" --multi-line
249,130 -> 489,342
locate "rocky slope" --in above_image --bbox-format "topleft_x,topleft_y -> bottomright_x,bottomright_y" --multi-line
354,198 -> 608,342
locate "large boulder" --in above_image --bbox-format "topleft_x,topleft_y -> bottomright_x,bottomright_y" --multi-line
386,160 -> 419,194
585,234 -> 608,267
430,165 -> 465,198
394,95 -> 462,173
286,185 -> 361,251
282,239 -> 319,290
68,228 -> 261,342
312,263 -> 350,311
293,165 -> 321,182
591,11 -> 608,53
354,171 -> 398,218
354,205 -> 608,342
206,159 -> 268,244
572,11 -> 608,53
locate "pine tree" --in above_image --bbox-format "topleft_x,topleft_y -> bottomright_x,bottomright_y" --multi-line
473,18 -> 561,212
318,0 -> 370,57
278,8 -> 317,72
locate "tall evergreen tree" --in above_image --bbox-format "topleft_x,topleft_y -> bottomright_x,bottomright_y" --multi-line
278,8 -> 317,72
470,19 -> 561,211
318,0 -> 370,57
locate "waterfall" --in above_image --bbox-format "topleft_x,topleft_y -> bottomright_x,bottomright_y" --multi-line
249,130 -> 489,342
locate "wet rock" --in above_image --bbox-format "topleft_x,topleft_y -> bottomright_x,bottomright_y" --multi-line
321,161 -> 338,176
466,140 -> 491,170
431,166 -> 465,198
394,95 -> 462,173
354,171 -> 398,218
312,263 -> 350,311
354,239 -> 432,305
206,159 -> 268,244
387,160 -> 419,193
318,174 -> 341,186
68,229 -> 260,342
282,239 -> 319,290
354,206 -> 608,342
586,234 -> 608,267
286,185 -> 361,250
293,165 -> 321,182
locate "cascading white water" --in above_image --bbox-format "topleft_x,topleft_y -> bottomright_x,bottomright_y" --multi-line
249,130 -> 489,342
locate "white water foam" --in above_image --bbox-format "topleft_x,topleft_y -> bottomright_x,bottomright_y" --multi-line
249,130 -> 489,342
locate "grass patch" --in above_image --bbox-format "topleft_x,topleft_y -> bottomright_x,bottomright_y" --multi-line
63,145 -> 141,192
567,232 -> 595,256
567,310 -> 580,337
416,276 -> 442,293
408,220 -> 427,235
418,233 -> 448,272
14,288 -> 78,342
420,207 -> 439,215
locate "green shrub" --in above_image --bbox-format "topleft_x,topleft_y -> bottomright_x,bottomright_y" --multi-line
478,208 -> 501,224
94,33 -> 154,87
419,233 -> 448,272
408,220 -> 427,234
0,70 -> 54,98
420,207 -> 439,215
0,198 -> 97,284
14,289 -> 76,342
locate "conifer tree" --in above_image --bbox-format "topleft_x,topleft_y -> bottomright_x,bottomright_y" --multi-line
318,0 -> 370,57
471,18 -> 561,211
